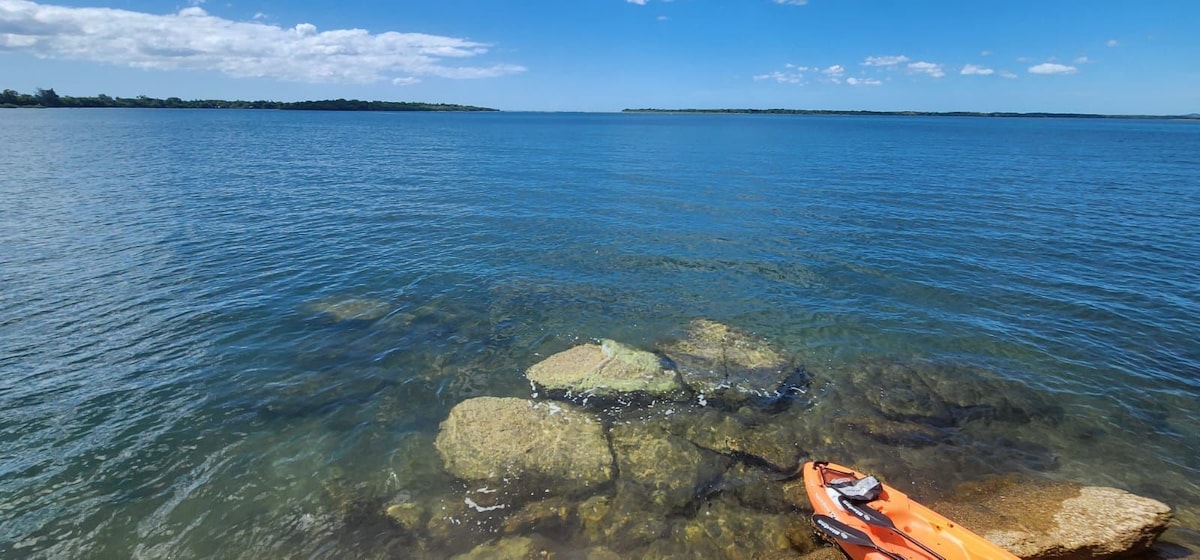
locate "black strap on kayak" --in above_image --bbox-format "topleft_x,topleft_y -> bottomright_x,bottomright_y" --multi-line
814,463 -> 947,560
813,514 -> 907,560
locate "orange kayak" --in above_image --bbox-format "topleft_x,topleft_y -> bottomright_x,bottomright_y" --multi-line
803,461 -> 1019,560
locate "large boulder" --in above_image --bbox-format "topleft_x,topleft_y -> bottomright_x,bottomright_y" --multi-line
934,476 -> 1172,560
434,397 -> 613,496
660,319 -> 798,405
526,340 -> 681,398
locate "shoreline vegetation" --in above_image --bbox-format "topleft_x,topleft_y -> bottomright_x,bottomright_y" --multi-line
623,108 -> 1200,120
0,88 -> 495,112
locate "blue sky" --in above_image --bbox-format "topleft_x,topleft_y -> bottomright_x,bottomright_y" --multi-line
1,0 -> 1197,113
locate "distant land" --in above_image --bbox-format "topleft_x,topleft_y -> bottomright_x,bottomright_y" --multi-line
0,88 -> 496,112
623,108 -> 1200,120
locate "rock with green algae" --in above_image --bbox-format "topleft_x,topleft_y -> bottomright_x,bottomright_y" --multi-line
609,421 -> 730,511
656,407 -> 805,472
385,501 -> 426,531
434,397 -> 613,496
501,497 -> 576,536
639,495 -> 815,559
526,340 -> 682,397
448,535 -> 557,560
795,547 -> 847,560
578,490 -> 670,551
930,475 -> 1172,560
660,319 -> 798,405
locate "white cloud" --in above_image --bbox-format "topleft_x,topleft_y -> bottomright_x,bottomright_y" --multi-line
960,64 -> 994,76
822,64 -> 844,77
906,61 -> 945,78
657,15 -> 668,21
392,77 -> 420,86
252,12 -> 267,20
773,0 -> 809,4
1106,39 -> 1119,47
980,50 -> 992,56
627,0 -> 648,4
846,77 -> 881,86
1028,62 -> 1077,75
862,55 -> 908,66
1073,56 -> 1091,64
0,0 -> 525,83
998,70 -> 1018,79
753,70 -> 802,84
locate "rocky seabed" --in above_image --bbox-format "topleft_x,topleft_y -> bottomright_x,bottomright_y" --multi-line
333,319 -> 1179,559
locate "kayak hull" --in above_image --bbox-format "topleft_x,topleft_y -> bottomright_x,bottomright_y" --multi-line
803,461 -> 1020,560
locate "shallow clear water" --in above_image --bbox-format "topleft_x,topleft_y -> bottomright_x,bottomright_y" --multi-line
1,109 -> 1198,558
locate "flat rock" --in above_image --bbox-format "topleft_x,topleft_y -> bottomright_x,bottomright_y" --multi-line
434,397 -> 613,496
660,319 -> 797,404
526,340 -> 681,397
934,476 -> 1172,560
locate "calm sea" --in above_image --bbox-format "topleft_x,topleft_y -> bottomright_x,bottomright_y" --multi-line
1,109 -> 1198,558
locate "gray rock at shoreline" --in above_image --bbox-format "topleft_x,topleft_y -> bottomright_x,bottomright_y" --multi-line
660,319 -> 798,405
933,476 -> 1173,560
526,340 -> 682,398
434,397 -> 613,496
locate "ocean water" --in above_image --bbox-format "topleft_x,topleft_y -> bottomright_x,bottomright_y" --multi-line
1,109 -> 1197,558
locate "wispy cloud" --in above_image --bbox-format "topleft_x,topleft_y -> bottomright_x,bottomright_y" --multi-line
1106,39 -> 1119,47
980,50 -> 992,57
862,55 -> 909,67
907,61 -> 945,78
999,70 -> 1018,79
626,0 -> 648,4
1028,62 -> 1078,75
960,64 -> 994,76
0,0 -> 525,83
753,67 -> 805,84
1073,56 -> 1091,64
773,0 -> 809,4
755,62 -> 887,87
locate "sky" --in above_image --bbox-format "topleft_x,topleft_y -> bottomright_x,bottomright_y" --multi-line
1,0 -> 1198,113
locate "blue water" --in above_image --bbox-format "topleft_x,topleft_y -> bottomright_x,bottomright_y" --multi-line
1,109 -> 1198,558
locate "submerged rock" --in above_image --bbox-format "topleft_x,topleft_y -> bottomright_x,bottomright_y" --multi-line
934,476 -> 1173,560
609,421 -> 730,512
579,491 -> 670,551
434,397 -> 613,496
526,340 -> 681,398
449,535 -> 557,560
660,408 -> 805,472
307,297 -> 393,321
642,495 -> 814,559
660,319 -> 799,405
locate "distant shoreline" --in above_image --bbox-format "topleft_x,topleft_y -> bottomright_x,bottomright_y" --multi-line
0,88 -> 496,112
622,108 -> 1200,120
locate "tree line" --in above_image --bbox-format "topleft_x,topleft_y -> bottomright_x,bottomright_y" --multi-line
1,88 -> 496,112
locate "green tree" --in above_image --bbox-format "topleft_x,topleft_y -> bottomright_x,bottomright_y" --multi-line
35,87 -> 61,107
